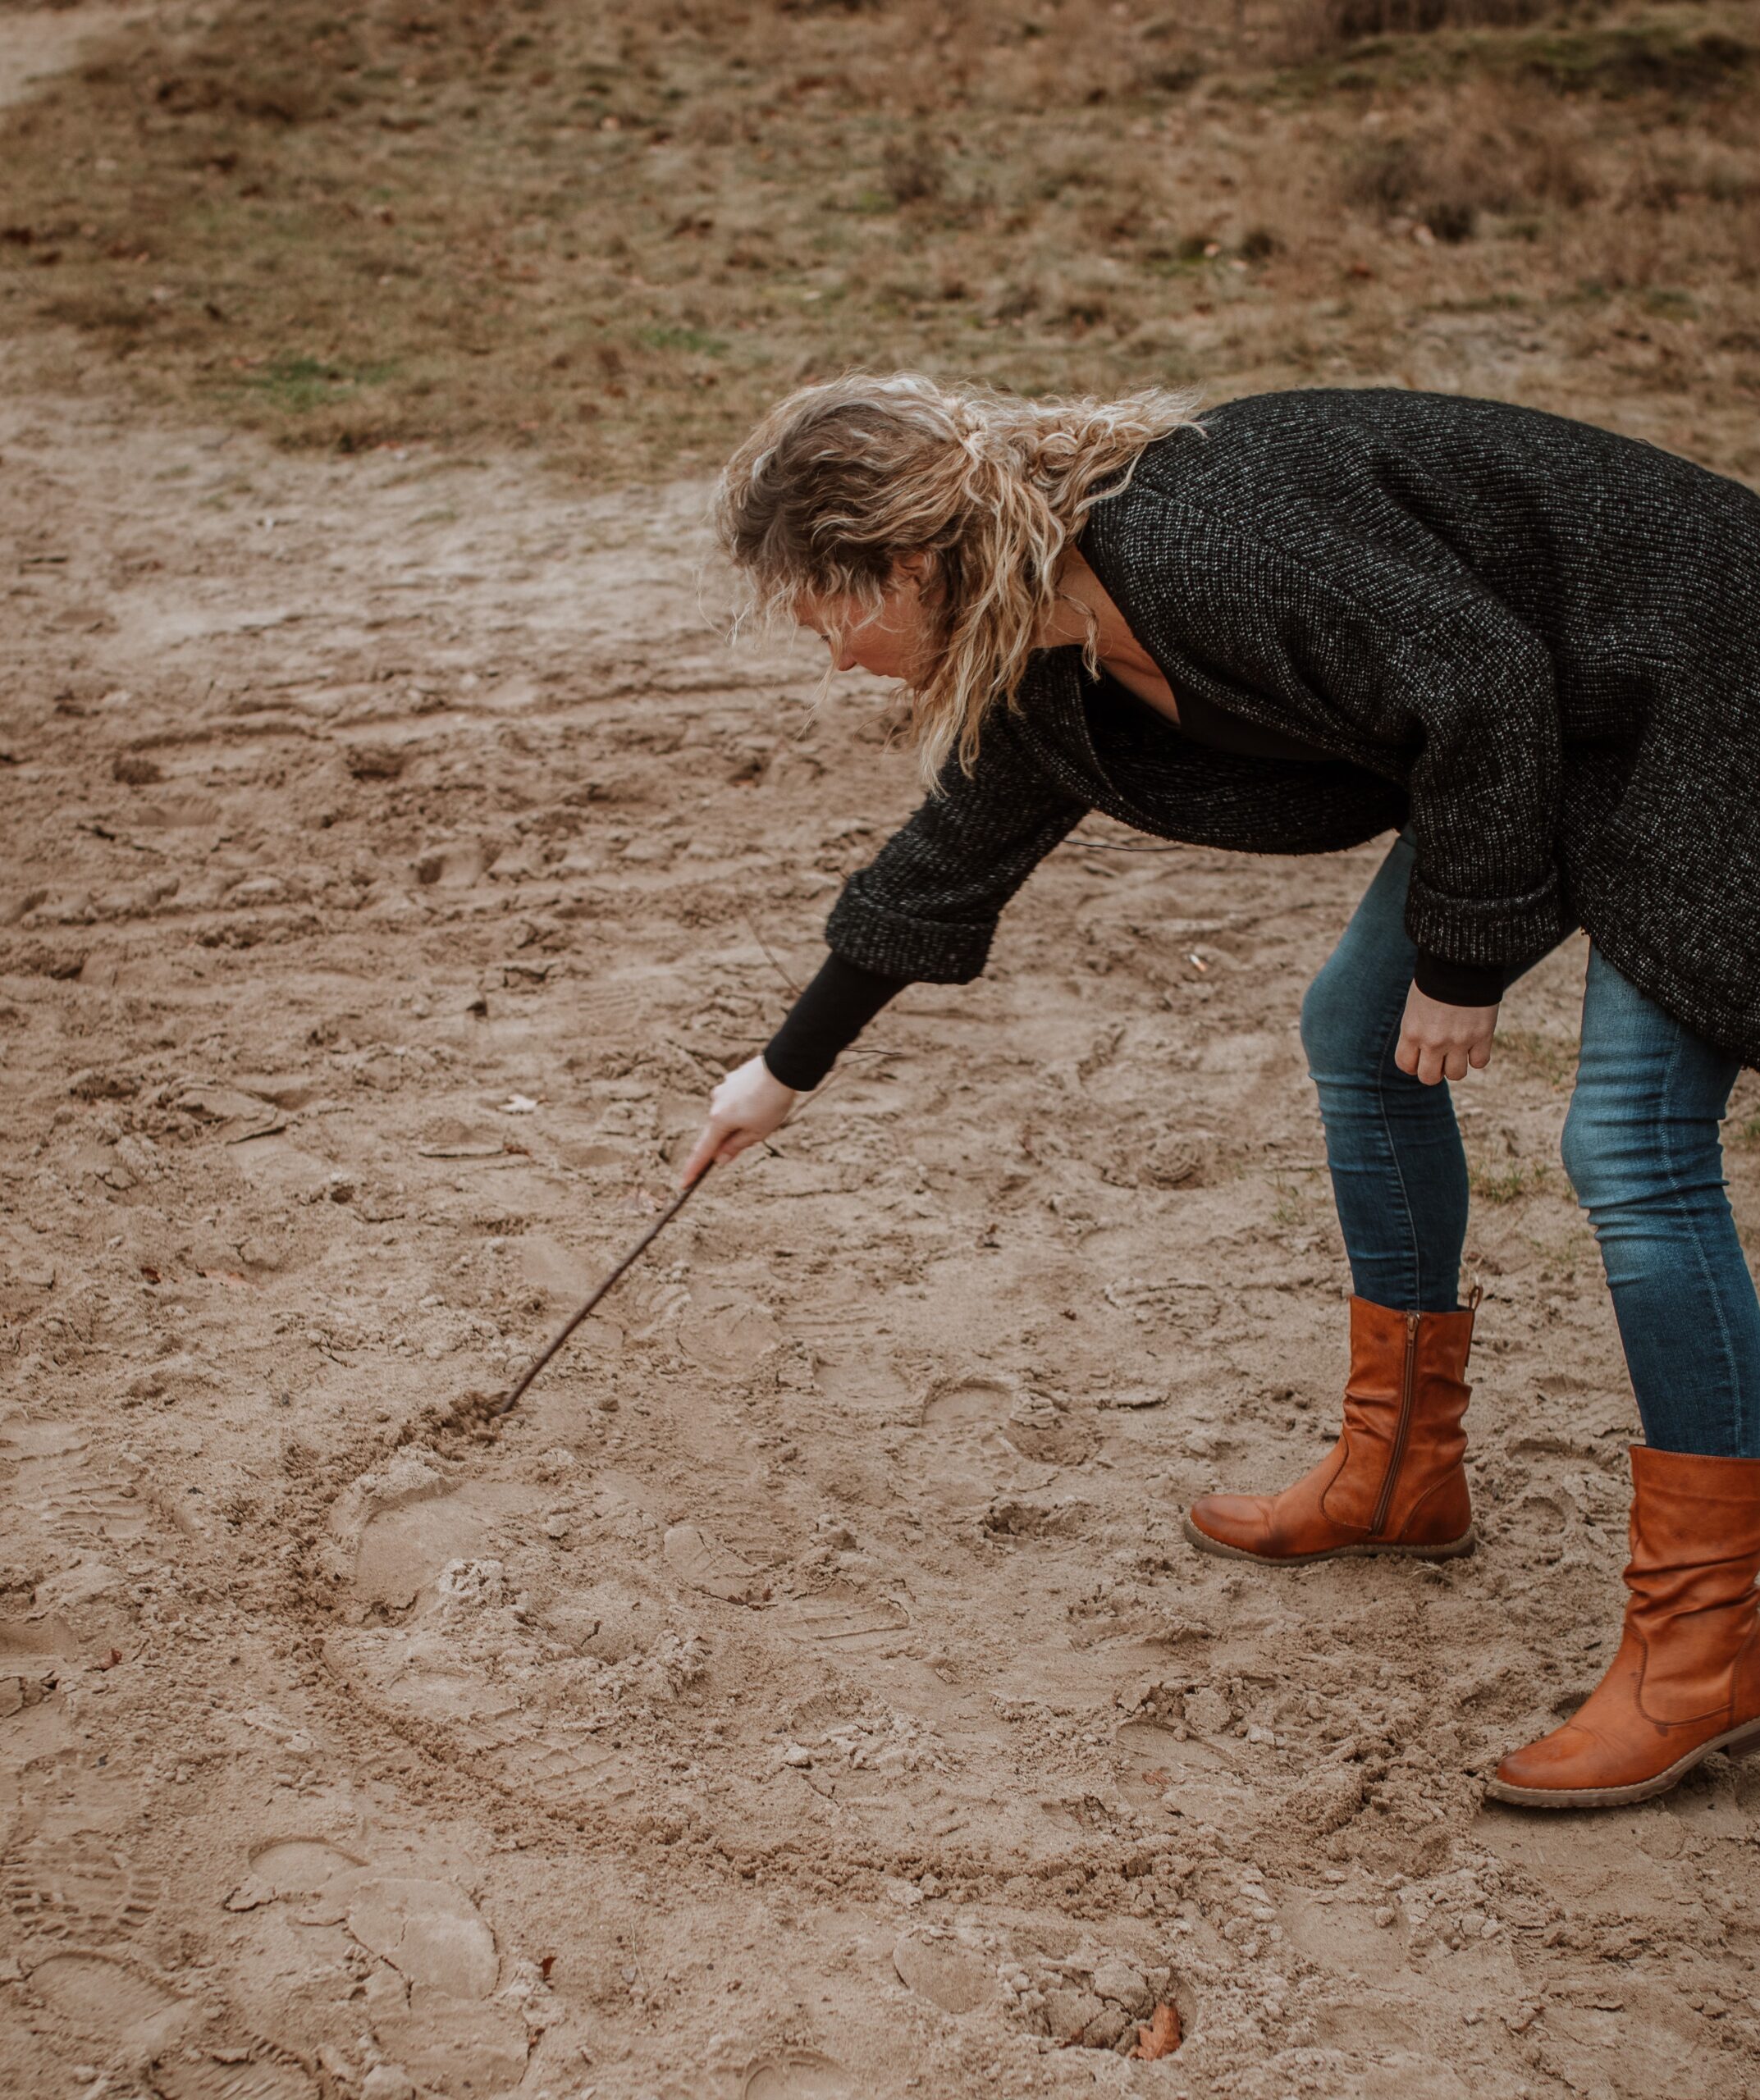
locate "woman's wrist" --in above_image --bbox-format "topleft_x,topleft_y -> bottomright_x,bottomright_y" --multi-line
757,1053 -> 800,1093
1412,949 -> 1506,1007
762,953 -> 911,1091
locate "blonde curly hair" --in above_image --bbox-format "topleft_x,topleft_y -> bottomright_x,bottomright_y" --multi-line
713,371 -> 1204,787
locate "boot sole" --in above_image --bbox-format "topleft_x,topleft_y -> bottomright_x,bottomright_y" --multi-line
1483,1714 -> 1760,1810
1179,1514 -> 1476,1567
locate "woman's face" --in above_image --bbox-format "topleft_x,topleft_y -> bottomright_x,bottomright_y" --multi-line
796,555 -> 934,682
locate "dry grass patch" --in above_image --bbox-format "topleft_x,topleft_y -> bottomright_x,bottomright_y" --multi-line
0,0 -> 1755,480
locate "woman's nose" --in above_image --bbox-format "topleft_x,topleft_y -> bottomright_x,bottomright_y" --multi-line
832,643 -> 859,673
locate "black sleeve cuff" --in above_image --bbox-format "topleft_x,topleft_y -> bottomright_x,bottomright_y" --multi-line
761,954 -> 911,1092
1413,949 -> 1506,1007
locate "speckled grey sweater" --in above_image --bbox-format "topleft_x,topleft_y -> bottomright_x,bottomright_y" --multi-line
816,386 -> 1760,1067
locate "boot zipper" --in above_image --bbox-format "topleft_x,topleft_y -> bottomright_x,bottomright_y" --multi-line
1370,1309 -> 1421,1538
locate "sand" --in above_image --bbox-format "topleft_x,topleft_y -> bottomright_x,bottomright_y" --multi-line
5,231 -> 1760,2100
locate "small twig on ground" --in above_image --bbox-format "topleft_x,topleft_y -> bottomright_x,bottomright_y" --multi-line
742,907 -> 803,999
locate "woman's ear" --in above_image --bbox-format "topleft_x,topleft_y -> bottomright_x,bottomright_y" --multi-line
892,550 -> 935,597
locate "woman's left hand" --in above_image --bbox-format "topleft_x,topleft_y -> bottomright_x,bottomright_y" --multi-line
1395,984 -> 1499,1086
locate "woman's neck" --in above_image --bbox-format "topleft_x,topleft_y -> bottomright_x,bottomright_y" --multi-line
1041,548 -> 1179,722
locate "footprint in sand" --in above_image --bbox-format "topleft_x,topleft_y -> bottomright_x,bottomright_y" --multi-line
664,1522 -> 765,1604
1498,1486 -> 1574,1568
0,1610 -> 89,1676
252,1837 -> 362,1889
1280,1888 -> 1408,1977
893,1931 -> 996,2014
574,966 -> 686,1048
906,1377 -> 1066,1513
346,1477 -> 528,1609
150,2055 -> 318,2100
345,1875 -> 499,1999
322,1630 -> 638,1815
784,1308 -> 913,1415
24,1947 -> 185,2043
224,1838 -> 523,2093
770,1587 -> 911,1653
226,1838 -> 365,1911
679,1291 -> 782,1375
2,1829 -> 162,1945
743,2053 -> 856,2100
2,1418 -> 156,1553
1113,1717 -> 1253,1828
1100,1276 -> 1226,1342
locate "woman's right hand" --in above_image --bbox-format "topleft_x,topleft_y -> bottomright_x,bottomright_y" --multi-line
680,1055 -> 798,1188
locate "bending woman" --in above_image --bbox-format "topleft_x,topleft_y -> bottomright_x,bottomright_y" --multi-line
682,373 -> 1760,1810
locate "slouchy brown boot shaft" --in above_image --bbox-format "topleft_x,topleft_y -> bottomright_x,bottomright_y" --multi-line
1183,1294 -> 1478,1564
1488,1445 -> 1760,1807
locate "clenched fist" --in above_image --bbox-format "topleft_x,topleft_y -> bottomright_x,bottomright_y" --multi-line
1395,983 -> 1499,1086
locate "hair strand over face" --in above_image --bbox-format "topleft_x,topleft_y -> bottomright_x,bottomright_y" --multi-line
713,371 -> 1205,788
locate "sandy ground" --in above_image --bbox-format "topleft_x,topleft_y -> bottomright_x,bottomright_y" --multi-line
5,0 -> 1760,2066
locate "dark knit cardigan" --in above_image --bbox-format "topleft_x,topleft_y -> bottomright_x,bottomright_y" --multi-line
818,387 -> 1760,1067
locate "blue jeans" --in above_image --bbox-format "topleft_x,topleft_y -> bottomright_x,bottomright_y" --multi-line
1301,834 -> 1760,1459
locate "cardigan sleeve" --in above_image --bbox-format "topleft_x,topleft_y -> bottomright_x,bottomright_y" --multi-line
1393,594 -> 1568,968
823,705 -> 1090,982
762,953 -> 909,1089
1125,505 -> 1570,970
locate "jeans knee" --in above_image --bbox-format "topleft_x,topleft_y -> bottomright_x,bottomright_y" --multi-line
1559,1093 -> 1607,1209
1561,1090 -> 1650,1217
1301,957 -> 1381,1079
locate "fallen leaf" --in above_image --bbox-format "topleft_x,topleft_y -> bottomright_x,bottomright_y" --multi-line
1133,2002 -> 1182,2060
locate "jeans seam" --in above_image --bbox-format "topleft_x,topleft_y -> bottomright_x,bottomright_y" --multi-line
1576,952 -> 1753,1457
1371,992 -> 1424,1314
1647,1021 -> 1741,1454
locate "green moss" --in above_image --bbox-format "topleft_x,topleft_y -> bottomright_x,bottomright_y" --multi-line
235,354 -> 398,413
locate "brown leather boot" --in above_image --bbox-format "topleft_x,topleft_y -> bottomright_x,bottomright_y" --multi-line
1486,1445 -> 1760,1807
1182,1294 -> 1478,1565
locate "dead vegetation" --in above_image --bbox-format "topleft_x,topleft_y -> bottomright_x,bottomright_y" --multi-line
0,0 -> 1755,480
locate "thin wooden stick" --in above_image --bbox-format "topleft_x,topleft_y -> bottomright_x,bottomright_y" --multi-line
488,1160 -> 714,1418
